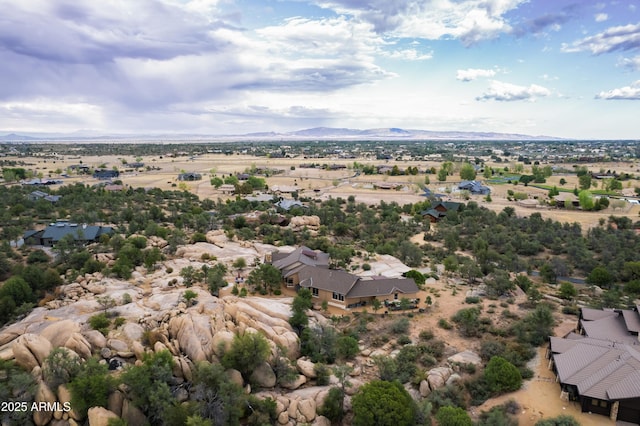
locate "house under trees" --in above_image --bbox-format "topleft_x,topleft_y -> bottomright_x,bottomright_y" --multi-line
269,246 -> 419,311
23,220 -> 114,247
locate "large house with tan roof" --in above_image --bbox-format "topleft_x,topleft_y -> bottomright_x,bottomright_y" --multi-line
269,246 -> 419,310
547,307 -> 640,423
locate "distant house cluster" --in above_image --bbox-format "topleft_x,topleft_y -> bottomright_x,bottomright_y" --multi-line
269,246 -> 419,311
547,307 -> 640,423
23,220 -> 113,247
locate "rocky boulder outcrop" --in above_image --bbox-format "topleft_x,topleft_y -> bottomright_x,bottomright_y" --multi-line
168,313 -> 216,362
296,358 -> 317,379
224,299 -> 299,359
250,362 -> 277,388
447,350 -> 482,366
289,215 -> 321,230
427,366 -> 453,391
12,334 -> 53,371
87,407 -> 119,426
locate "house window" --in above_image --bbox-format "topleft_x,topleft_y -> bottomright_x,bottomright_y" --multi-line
286,278 -> 295,287
394,293 -> 398,300
332,292 -> 344,301
312,288 -> 319,297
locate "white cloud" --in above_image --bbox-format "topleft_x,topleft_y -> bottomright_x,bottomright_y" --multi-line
595,13 -> 608,22
476,80 -> 551,101
457,68 -> 497,81
618,55 -> 640,71
313,0 -> 526,45
596,80 -> 640,100
383,48 -> 433,60
562,23 -> 640,54
0,98 -> 105,131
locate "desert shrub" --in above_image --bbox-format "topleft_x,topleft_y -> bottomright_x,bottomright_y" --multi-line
390,317 -> 410,334
27,249 -> 50,264
245,396 -> 277,426
452,307 -> 482,337
534,415 -> 580,426
318,387 -> 345,423
301,325 -> 338,364
480,339 -> 506,361
372,334 -> 390,346
477,403 -> 518,426
428,383 -> 467,410
122,293 -> 132,304
561,305 -> 579,315
190,361 -> 245,425
418,339 -> 445,359
465,376 -> 493,406
419,329 -> 434,341
120,350 -> 174,424
336,335 -> 359,360
511,304 -> 554,346
114,317 -> 126,328
438,318 -> 452,329
519,367 -> 534,380
89,313 -> 110,335
222,332 -> 270,380
465,296 -> 480,304
397,334 -> 412,345
43,348 -> 81,389
484,356 -> 522,394
69,357 -> 115,418
314,363 -> 330,385
352,380 -> 416,426
435,406 -> 472,426
0,360 -> 38,424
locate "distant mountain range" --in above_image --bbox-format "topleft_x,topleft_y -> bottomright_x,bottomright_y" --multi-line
0,127 -> 564,142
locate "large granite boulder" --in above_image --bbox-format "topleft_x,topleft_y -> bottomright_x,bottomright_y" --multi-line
87,407 -> 119,426
249,362 -> 276,388
168,313 -> 215,362
12,334 -> 53,371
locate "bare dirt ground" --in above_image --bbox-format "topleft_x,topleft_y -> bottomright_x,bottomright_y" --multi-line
404,277 -> 614,425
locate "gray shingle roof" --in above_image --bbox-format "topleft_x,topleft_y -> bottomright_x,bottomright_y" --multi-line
345,277 -> 419,298
41,222 -> 113,243
272,246 -> 330,270
621,309 -> 640,333
581,307 -> 617,321
297,265 -> 359,295
581,315 -> 638,345
552,308 -> 640,401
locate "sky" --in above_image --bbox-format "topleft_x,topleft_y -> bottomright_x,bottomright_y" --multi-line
1,0 -> 640,139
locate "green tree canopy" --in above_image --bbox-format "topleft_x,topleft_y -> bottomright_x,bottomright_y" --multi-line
352,380 -> 416,426
247,264 -> 281,294
484,356 -> 522,394
435,406 -> 473,426
222,331 -> 270,380
460,163 -> 477,181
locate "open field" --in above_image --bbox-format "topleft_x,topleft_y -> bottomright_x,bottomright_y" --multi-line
10,152 -> 639,229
